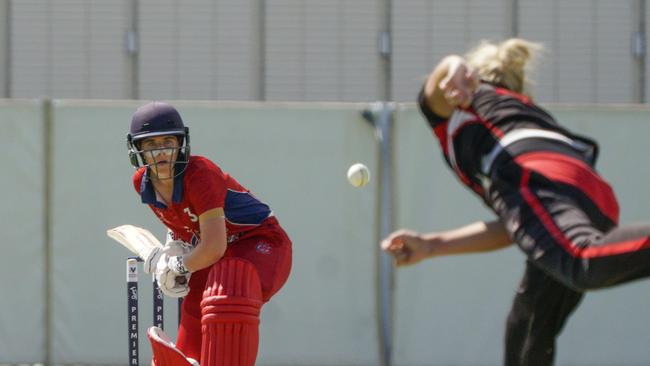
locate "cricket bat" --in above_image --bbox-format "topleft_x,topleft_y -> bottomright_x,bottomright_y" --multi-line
107,224 -> 164,260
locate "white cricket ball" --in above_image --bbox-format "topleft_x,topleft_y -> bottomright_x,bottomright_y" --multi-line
347,163 -> 370,187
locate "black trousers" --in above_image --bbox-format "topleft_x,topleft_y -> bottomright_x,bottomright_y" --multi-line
504,261 -> 582,366
487,153 -> 650,366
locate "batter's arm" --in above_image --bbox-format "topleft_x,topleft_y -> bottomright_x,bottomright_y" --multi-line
180,207 -> 228,273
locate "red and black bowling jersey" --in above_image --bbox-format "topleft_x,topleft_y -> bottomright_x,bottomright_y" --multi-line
418,83 -> 599,200
418,84 -> 650,365
133,155 -> 272,246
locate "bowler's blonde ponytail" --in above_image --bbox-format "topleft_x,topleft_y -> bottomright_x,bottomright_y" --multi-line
465,38 -> 542,95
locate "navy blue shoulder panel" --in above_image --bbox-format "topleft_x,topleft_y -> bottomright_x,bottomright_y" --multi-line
224,190 -> 271,225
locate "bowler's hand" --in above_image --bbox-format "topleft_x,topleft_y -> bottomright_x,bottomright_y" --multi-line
381,229 -> 432,266
439,58 -> 479,108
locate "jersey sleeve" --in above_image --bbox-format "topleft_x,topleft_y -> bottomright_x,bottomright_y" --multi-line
417,86 -> 448,129
185,163 -> 228,216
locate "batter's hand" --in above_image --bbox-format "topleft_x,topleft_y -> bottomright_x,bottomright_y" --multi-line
143,240 -> 191,274
381,229 -> 432,266
439,58 -> 479,109
155,258 -> 191,298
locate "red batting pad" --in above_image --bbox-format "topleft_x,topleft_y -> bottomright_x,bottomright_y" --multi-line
200,258 -> 263,366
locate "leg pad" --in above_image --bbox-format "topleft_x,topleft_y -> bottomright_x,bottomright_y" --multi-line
200,258 -> 263,366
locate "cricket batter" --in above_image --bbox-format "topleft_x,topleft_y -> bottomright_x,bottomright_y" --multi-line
127,101 -> 292,366
381,38 -> 650,365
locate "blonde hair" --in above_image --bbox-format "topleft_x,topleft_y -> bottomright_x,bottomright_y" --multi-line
465,38 -> 543,95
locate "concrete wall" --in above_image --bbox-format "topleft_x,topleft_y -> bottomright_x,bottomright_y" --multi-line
0,100 -> 649,365
0,100 -> 46,362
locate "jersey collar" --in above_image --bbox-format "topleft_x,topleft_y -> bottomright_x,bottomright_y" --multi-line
139,163 -> 186,208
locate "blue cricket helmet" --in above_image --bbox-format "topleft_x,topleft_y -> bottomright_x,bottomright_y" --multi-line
129,101 -> 186,142
127,101 -> 191,169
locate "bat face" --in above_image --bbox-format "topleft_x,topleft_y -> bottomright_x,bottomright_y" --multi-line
107,224 -> 164,259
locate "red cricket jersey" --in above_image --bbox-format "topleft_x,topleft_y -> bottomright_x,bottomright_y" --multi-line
133,155 -> 272,246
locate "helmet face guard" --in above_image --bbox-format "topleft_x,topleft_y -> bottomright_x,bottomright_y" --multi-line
127,101 -> 191,179
127,130 -> 191,179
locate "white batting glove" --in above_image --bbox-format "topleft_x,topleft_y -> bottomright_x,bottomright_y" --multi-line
150,238 -> 193,297
155,254 -> 191,298
156,268 -> 190,298
144,239 -> 191,274
164,239 -> 193,257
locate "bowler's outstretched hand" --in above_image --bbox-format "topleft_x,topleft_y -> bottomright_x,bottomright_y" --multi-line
439,58 -> 479,108
381,229 -> 432,266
